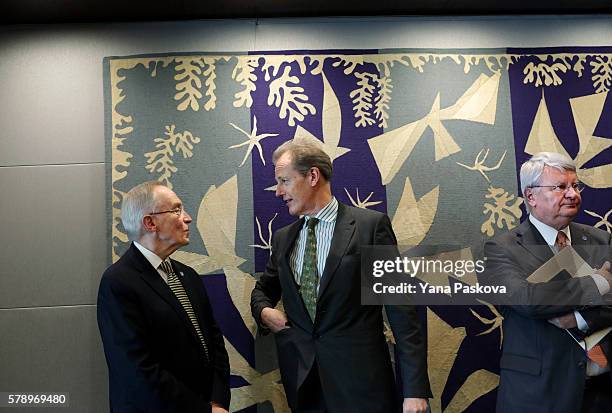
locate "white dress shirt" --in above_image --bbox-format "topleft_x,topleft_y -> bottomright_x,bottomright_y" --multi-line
290,197 -> 338,285
133,241 -> 168,283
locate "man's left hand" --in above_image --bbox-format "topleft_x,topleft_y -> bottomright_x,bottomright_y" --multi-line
548,312 -> 577,329
403,397 -> 428,413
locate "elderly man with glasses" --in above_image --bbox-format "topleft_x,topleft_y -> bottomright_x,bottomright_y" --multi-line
97,181 -> 230,413
482,152 -> 612,413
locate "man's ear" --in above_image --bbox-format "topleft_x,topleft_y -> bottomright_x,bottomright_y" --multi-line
142,215 -> 157,233
525,188 -> 537,208
308,167 -> 321,187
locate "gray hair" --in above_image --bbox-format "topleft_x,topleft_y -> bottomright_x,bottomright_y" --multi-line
520,152 -> 576,211
272,140 -> 333,181
121,181 -> 165,241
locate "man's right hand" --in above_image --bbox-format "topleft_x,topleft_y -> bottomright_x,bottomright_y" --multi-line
261,307 -> 289,333
596,261 -> 612,289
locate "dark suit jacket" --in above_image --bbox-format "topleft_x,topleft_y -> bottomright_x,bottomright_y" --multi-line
482,219 -> 612,413
251,202 -> 431,412
97,243 -> 230,413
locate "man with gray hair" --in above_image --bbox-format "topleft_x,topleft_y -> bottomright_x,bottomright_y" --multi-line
483,152 -> 612,412
97,181 -> 230,413
251,141 -> 431,413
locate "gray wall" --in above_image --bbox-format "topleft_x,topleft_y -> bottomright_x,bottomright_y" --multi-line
1,15 -> 611,412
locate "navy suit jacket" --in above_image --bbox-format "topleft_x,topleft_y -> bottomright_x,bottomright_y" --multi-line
251,202 -> 431,412
97,243 -> 230,413
483,219 -> 612,413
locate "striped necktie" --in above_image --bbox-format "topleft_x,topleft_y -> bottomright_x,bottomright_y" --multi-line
159,260 -> 209,361
300,218 -> 319,321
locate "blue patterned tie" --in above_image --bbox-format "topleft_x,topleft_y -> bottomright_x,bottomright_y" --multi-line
300,218 -> 319,321
160,260 -> 209,361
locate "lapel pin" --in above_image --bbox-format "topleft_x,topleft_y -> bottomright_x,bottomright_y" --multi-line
582,235 -> 587,241
180,271 -> 184,277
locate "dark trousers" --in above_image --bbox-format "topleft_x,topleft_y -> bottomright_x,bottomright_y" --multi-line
295,364 -> 327,413
582,373 -> 612,413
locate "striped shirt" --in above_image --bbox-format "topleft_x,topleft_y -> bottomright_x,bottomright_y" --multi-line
290,197 -> 338,285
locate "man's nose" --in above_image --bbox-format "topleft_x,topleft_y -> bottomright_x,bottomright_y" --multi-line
184,211 -> 193,222
565,186 -> 578,197
275,186 -> 283,197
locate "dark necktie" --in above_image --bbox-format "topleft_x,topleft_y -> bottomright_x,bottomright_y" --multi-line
300,218 -> 319,321
159,260 -> 209,361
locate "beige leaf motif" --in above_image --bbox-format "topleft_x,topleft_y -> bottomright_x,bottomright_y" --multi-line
374,75 -> 393,128
144,124 -> 201,189
202,58 -> 217,111
590,56 -> 612,93
350,72 -> 377,128
481,186 -> 523,237
232,56 -> 258,108
268,65 -> 316,127
349,70 -> 393,129
174,57 -> 204,111
523,61 -> 568,87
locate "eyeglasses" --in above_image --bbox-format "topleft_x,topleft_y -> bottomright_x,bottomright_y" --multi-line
148,206 -> 184,217
530,182 -> 585,193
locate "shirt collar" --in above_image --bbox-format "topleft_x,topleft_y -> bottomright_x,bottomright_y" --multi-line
133,241 -> 164,270
305,197 -> 338,224
529,214 -> 571,246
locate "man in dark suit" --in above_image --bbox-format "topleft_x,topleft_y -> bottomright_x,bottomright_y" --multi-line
482,152 -> 612,412
97,181 -> 230,413
251,141 -> 431,413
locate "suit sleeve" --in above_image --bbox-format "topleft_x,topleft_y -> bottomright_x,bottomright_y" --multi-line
377,214 -> 433,398
481,238 -> 604,319
97,274 -> 212,413
250,231 -> 283,330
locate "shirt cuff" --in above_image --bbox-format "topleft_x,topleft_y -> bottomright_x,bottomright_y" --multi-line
573,310 -> 588,332
591,273 -> 611,295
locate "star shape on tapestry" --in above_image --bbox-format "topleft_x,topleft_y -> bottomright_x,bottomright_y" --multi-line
344,187 -> 382,209
228,115 -> 278,167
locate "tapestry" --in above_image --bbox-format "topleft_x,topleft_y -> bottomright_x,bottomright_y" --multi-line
104,47 -> 612,412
